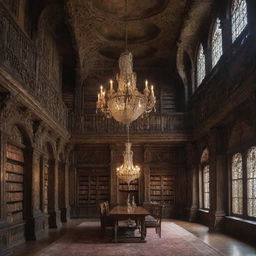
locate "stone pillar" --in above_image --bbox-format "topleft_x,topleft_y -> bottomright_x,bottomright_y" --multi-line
48,159 -> 61,228
69,164 -> 77,217
185,142 -> 199,222
60,161 -> 71,223
208,128 -> 227,231
24,148 -> 46,240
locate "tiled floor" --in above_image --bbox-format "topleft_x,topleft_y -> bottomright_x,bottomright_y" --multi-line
12,219 -> 256,256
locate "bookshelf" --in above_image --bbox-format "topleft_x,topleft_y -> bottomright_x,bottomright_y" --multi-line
150,175 -> 175,205
78,170 -> 110,206
5,144 -> 25,223
118,179 -> 139,205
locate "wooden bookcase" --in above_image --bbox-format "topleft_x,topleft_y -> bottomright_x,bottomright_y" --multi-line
77,169 -> 110,208
118,179 -> 139,205
150,175 -> 175,206
5,144 -> 25,223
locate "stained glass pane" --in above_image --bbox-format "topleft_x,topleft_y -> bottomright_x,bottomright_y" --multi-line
231,153 -> 243,215
247,147 -> 256,217
231,0 -> 248,42
203,165 -> 210,209
212,18 -> 223,67
197,44 -> 205,87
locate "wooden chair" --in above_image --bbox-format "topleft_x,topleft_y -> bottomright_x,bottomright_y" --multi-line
99,201 -> 115,233
145,203 -> 163,238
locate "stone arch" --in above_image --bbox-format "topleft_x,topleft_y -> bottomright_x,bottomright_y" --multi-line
4,123 -> 34,241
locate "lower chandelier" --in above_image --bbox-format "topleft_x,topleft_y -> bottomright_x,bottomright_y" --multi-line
116,141 -> 140,185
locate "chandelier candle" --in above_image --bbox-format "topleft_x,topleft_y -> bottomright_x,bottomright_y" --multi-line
96,51 -> 156,125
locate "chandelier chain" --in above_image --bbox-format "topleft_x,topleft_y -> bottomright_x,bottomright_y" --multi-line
126,124 -> 130,144
125,0 -> 128,51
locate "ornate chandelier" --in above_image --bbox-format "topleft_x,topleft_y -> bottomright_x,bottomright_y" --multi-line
96,0 -> 156,125
116,141 -> 140,185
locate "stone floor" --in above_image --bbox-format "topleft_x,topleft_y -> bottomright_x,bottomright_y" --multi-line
12,219 -> 256,256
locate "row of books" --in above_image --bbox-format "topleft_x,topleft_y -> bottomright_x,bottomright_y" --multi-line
6,192 -> 23,201
7,211 -> 23,223
5,162 -> 24,174
119,184 -> 138,191
6,173 -> 23,182
6,182 -> 23,191
6,202 -> 23,212
6,145 -> 24,162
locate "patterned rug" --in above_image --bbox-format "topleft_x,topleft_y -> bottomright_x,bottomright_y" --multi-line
35,220 -> 224,256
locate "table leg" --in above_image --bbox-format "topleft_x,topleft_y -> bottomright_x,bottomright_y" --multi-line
114,220 -> 118,243
141,218 -> 146,241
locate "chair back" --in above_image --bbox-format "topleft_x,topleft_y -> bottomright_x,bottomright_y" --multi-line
151,203 -> 163,220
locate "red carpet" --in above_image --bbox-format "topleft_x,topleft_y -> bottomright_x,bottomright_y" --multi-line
36,221 -> 224,256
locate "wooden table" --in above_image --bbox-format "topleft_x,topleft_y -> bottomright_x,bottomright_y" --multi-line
109,206 -> 150,243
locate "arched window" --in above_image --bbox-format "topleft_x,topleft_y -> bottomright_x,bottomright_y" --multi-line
247,147 -> 256,217
231,153 -> 243,215
212,18 -> 223,67
203,165 -> 210,209
231,0 -> 248,42
196,44 -> 206,87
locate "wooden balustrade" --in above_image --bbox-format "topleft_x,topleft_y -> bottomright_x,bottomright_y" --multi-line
72,113 -> 186,134
0,3 -> 68,130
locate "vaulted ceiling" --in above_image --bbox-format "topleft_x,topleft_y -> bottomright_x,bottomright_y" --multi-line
66,0 -> 190,83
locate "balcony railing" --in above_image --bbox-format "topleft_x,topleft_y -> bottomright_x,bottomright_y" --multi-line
0,3 -> 68,130
72,113 -> 186,135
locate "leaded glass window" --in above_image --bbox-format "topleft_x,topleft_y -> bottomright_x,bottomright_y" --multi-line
196,44 -> 205,87
212,19 -> 223,67
247,147 -> 256,218
231,0 -> 248,42
203,165 -> 210,209
231,153 -> 243,215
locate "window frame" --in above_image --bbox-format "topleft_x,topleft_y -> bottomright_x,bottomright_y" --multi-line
202,164 -> 210,210
230,152 -> 244,217
230,0 -> 248,43
246,146 -> 256,220
229,143 -> 256,222
211,18 -> 223,68
199,148 -> 210,211
196,44 -> 206,88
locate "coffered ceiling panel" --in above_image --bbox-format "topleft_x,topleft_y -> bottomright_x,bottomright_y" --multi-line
66,0 -> 189,82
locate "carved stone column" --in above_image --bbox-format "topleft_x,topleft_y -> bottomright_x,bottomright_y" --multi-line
208,127 -> 227,231
185,142 -> 199,222
48,159 -> 62,228
59,161 -> 71,223
24,148 -> 46,240
69,164 -> 77,217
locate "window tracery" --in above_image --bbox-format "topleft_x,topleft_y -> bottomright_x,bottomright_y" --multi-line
197,44 -> 205,87
203,165 -> 210,209
247,147 -> 256,217
212,18 -> 223,67
231,153 -> 243,215
231,0 -> 248,42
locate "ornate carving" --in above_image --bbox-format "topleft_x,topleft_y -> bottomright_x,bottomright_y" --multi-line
0,3 -> 68,130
